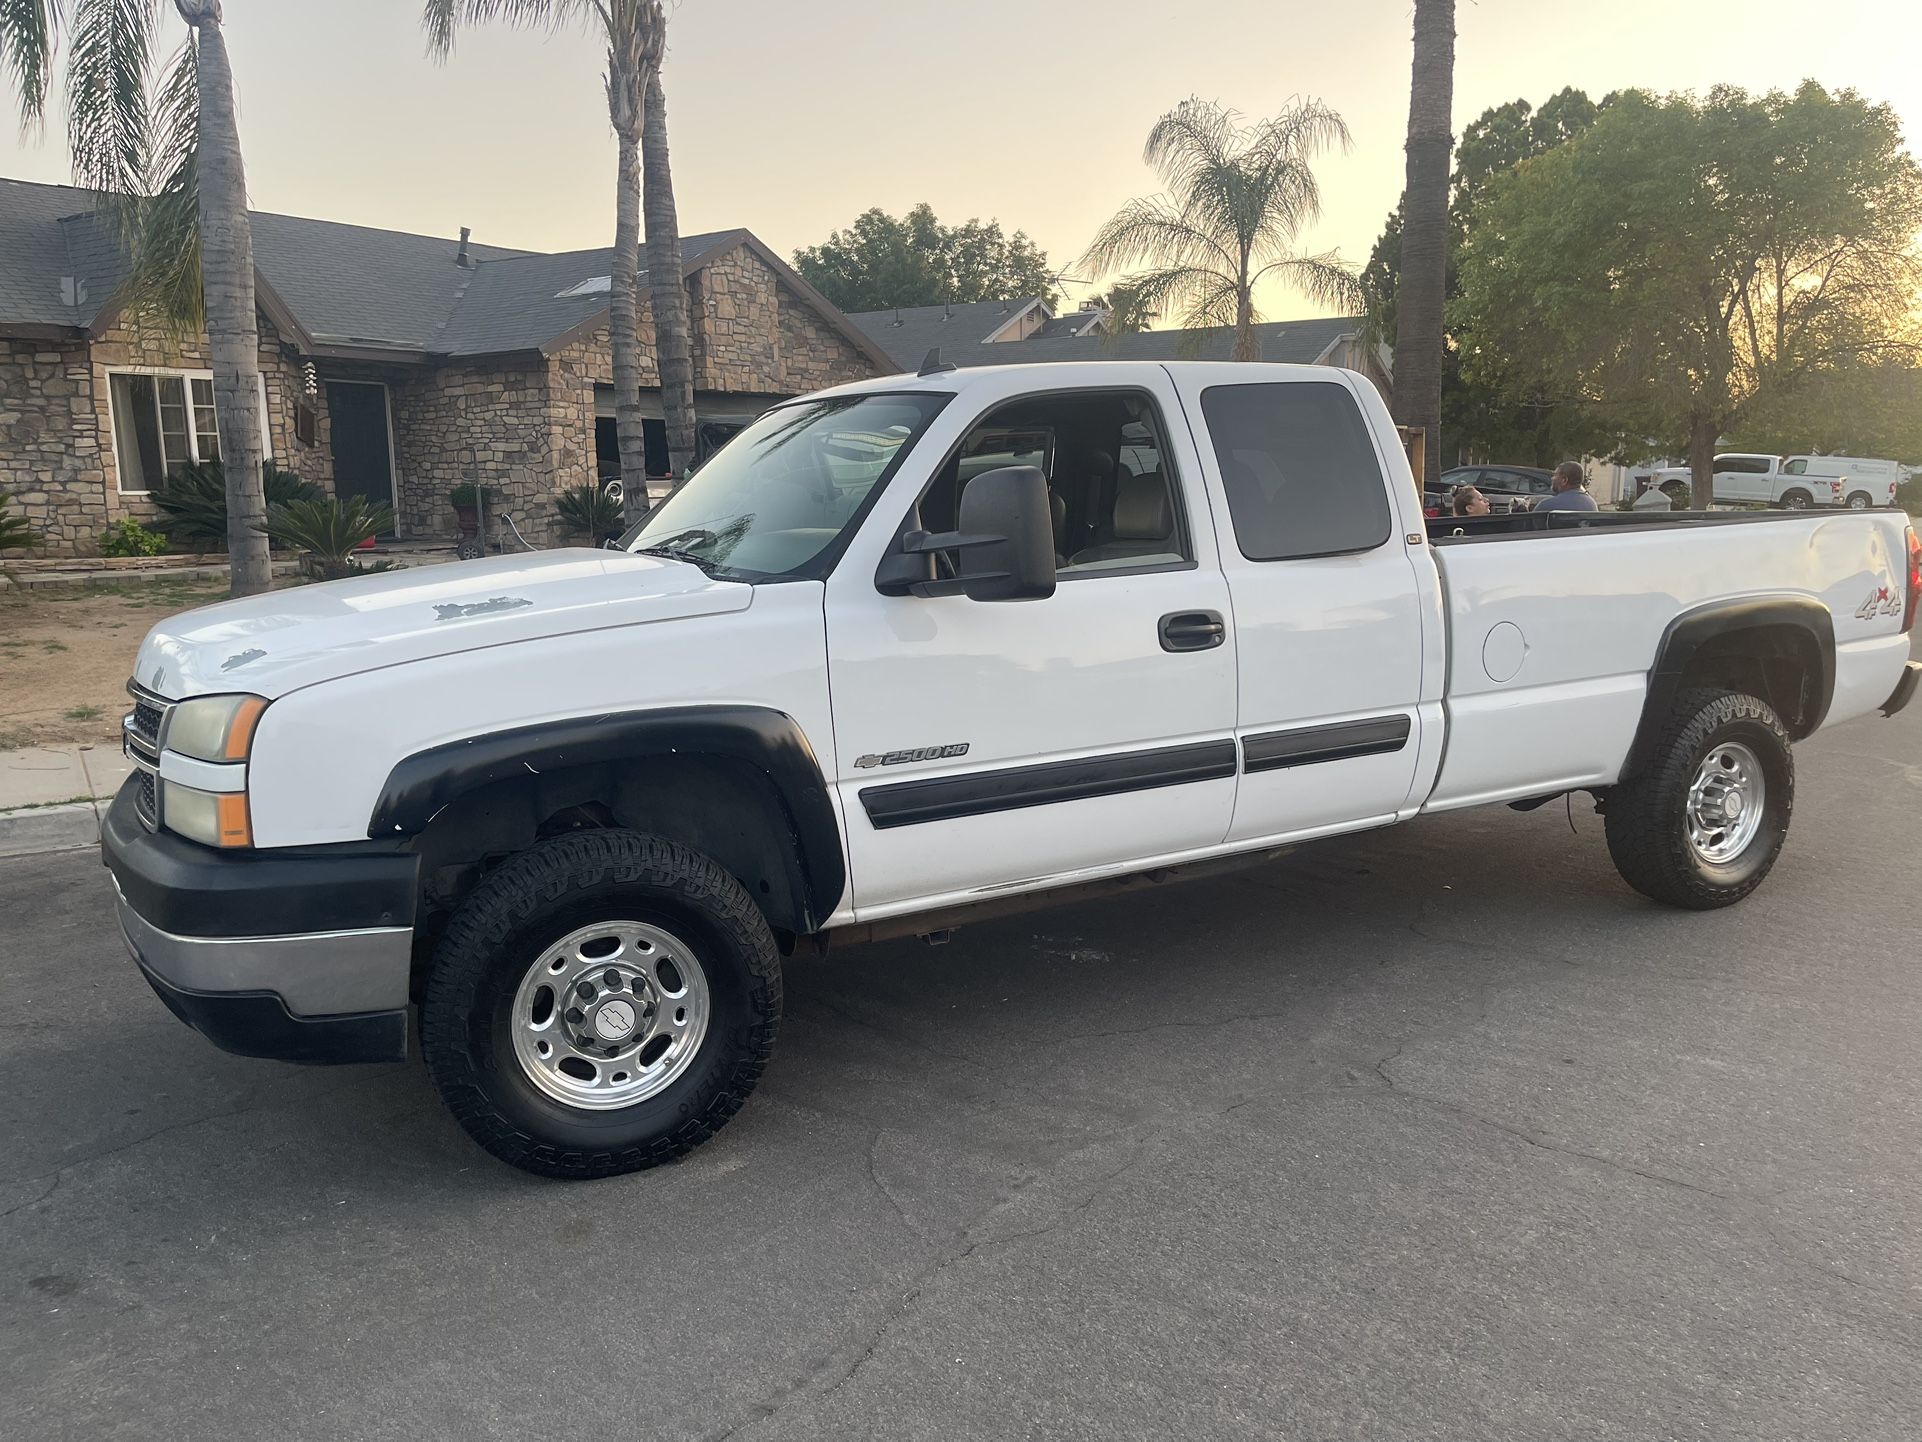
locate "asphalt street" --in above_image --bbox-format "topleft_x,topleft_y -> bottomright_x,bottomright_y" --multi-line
3,696 -> 1918,1441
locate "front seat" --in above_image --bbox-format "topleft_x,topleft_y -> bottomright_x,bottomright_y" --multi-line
1068,471 -> 1175,565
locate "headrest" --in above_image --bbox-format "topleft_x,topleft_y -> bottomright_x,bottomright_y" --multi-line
1112,472 -> 1172,540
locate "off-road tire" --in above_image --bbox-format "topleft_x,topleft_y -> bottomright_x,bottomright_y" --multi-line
1604,688 -> 1794,910
421,830 -> 781,1180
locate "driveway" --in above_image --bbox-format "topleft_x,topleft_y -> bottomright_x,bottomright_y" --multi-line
3,699 -> 1918,1440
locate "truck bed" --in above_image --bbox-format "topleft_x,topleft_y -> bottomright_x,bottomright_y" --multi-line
1420,506 -> 1915,813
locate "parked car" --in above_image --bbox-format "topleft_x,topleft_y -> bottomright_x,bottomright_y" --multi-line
1780,455 -> 1903,510
104,361 -> 1921,1180
1435,464 -> 1555,512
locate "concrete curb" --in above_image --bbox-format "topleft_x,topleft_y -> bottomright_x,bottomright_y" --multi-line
0,801 -> 101,858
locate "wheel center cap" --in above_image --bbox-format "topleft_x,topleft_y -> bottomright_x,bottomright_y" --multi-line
593,998 -> 638,1041
1723,790 -> 1744,819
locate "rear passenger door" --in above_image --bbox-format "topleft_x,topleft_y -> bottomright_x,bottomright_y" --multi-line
1167,369 -> 1435,843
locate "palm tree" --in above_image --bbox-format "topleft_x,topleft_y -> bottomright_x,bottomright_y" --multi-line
1083,97 -> 1363,362
1391,0 -> 1456,486
424,0 -> 698,520
2,0 -> 274,596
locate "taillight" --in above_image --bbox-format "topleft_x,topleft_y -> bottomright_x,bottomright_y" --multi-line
1903,524 -> 1920,634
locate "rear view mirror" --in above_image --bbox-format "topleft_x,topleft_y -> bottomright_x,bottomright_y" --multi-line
876,465 -> 1057,602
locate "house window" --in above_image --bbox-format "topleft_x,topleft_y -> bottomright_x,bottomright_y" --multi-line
107,368 -> 272,494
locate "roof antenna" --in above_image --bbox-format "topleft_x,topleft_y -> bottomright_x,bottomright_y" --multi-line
918,348 -> 956,376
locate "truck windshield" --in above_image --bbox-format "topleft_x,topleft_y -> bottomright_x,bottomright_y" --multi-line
621,392 -> 949,580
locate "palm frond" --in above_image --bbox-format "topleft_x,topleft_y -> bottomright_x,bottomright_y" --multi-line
0,0 -> 62,126
65,0 -> 159,198
1082,195 -> 1235,277
1142,96 -> 1239,196
421,0 -> 595,57
1252,250 -> 1367,313
115,35 -> 201,331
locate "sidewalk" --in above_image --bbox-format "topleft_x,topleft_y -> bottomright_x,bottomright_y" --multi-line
0,744 -> 133,856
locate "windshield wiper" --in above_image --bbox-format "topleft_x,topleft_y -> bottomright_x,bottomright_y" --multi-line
634,544 -> 719,574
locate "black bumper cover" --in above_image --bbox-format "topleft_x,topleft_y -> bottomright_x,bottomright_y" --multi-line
136,960 -> 408,1065
103,782 -> 416,1065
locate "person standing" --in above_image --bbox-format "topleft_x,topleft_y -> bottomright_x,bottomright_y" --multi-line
1534,461 -> 1599,513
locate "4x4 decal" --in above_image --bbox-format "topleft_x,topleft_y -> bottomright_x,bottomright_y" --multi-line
1856,585 -> 1900,620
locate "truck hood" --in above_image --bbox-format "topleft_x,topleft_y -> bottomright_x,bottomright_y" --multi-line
134,548 -> 754,699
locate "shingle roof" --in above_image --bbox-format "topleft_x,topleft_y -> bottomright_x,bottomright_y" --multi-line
431,231 -> 737,357
846,297 -> 1042,369
0,179 -> 860,362
0,178 -> 93,327
1033,312 -> 1104,339
945,315 -> 1365,369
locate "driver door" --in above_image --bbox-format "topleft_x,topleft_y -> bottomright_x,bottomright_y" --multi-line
822,371 -> 1238,920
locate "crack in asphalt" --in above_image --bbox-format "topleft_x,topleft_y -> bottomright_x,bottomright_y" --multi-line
0,1072 -> 391,1214
1370,1048 -> 1731,1201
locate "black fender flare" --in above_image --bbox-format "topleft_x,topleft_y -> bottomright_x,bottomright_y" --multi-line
1623,595 -> 1835,778
369,705 -> 846,931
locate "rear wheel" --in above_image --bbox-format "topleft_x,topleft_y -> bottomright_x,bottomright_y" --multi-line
1846,492 -> 1872,510
1778,488 -> 1813,510
422,830 -> 781,1179
1604,689 -> 1794,910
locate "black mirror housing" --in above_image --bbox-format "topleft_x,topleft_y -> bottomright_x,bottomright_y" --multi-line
955,465 -> 1056,601
876,465 -> 1057,601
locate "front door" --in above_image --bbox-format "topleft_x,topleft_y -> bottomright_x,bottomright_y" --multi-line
326,381 -> 396,526
1168,369 -> 1433,843
824,374 -> 1238,918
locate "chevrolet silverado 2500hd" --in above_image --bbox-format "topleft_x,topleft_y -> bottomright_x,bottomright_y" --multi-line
103,361 -> 1922,1179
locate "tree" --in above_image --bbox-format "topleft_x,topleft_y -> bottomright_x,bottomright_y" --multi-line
426,0 -> 697,516
1093,282 -> 1156,336
1390,0 -> 1455,485
1363,88 -> 1605,468
3,0 -> 274,595
1082,97 -> 1363,362
793,205 -> 1057,312
1458,84 -> 1922,508
637,2 -> 695,486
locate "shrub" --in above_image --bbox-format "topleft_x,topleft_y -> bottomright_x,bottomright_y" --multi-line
1898,476 -> 1921,517
99,517 -> 168,558
259,495 -> 394,580
0,490 -> 39,551
555,482 -> 625,545
149,461 -> 324,548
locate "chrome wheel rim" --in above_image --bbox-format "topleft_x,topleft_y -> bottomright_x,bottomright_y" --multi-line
1686,742 -> 1766,865
510,920 -> 710,1110
1848,494 -> 1869,509
1783,494 -> 1808,509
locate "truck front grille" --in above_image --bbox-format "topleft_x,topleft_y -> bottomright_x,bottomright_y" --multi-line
124,680 -> 174,831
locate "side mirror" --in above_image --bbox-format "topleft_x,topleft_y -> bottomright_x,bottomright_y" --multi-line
876,465 -> 1057,601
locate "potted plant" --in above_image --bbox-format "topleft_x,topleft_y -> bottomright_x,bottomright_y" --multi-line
555,481 -> 627,547
448,483 -> 501,552
260,496 -> 397,580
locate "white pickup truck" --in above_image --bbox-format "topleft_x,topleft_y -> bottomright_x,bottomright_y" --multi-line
1649,452 -> 1903,510
104,361 -> 1921,1180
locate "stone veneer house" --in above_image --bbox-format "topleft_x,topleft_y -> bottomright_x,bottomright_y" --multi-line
0,177 -> 895,554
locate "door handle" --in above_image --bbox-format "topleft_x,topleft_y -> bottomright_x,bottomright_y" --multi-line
1159,610 -> 1226,653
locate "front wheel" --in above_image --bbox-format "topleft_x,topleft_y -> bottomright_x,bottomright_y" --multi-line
1603,689 -> 1794,910
422,830 -> 782,1179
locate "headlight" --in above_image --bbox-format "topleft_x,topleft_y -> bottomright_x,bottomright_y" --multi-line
166,694 -> 268,763
161,780 -> 253,848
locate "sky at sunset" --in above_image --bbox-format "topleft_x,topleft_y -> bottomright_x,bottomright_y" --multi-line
2,0 -> 1918,324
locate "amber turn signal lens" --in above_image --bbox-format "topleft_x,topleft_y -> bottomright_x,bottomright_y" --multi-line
215,791 -> 252,847
223,696 -> 269,761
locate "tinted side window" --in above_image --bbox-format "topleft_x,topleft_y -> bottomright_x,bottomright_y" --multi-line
1201,382 -> 1391,560
1782,459 -> 1806,475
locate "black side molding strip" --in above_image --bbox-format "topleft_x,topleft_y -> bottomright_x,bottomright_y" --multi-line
1241,715 -> 1412,773
860,739 -> 1237,830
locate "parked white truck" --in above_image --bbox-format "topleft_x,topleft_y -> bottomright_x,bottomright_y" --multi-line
1651,452 -> 1905,509
105,362 -> 1921,1179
